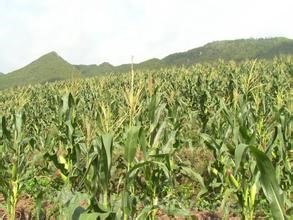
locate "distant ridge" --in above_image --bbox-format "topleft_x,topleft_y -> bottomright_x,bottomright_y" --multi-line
162,37 -> 293,65
77,37 -> 293,76
1,37 -> 293,90
75,62 -> 114,76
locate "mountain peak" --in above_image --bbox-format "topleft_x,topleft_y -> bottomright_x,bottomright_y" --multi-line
0,51 -> 81,89
40,51 -> 60,58
48,51 -> 58,55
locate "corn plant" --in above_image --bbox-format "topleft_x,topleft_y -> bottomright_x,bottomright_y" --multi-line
0,112 -> 35,220
202,95 -> 290,219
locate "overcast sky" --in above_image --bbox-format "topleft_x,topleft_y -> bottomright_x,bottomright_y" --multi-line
0,0 -> 292,73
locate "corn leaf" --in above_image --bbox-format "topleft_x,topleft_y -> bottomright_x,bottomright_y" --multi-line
234,144 -> 248,173
124,126 -> 140,164
250,146 -> 286,220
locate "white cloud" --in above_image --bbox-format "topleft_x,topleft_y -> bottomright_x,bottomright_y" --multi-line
0,0 -> 292,73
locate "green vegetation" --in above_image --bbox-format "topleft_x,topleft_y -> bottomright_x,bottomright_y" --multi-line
0,57 -> 292,219
1,37 -> 293,90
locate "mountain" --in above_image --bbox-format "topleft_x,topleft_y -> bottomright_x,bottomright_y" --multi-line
1,37 -> 293,90
78,37 -> 293,75
0,52 -> 81,90
0,72 -> 4,76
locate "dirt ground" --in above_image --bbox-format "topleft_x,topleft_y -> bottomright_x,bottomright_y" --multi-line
0,194 -> 33,220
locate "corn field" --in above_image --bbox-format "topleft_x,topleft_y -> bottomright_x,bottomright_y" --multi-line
0,57 -> 292,219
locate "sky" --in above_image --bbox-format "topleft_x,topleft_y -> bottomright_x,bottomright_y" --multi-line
0,0 -> 292,73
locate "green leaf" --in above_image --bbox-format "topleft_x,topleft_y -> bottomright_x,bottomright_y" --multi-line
127,160 -> 170,180
249,146 -> 286,219
265,126 -> 278,154
44,152 -> 69,176
127,161 -> 150,179
101,134 -> 113,171
234,144 -> 248,173
0,116 -> 11,140
15,111 -> 23,139
136,205 -> 153,220
151,161 -> 171,179
181,166 -> 207,197
200,133 -> 221,156
152,121 -> 166,149
79,213 -> 99,220
162,204 -> 191,217
139,128 -> 147,158
80,212 -> 117,220
124,126 -> 140,164
59,192 -> 90,220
